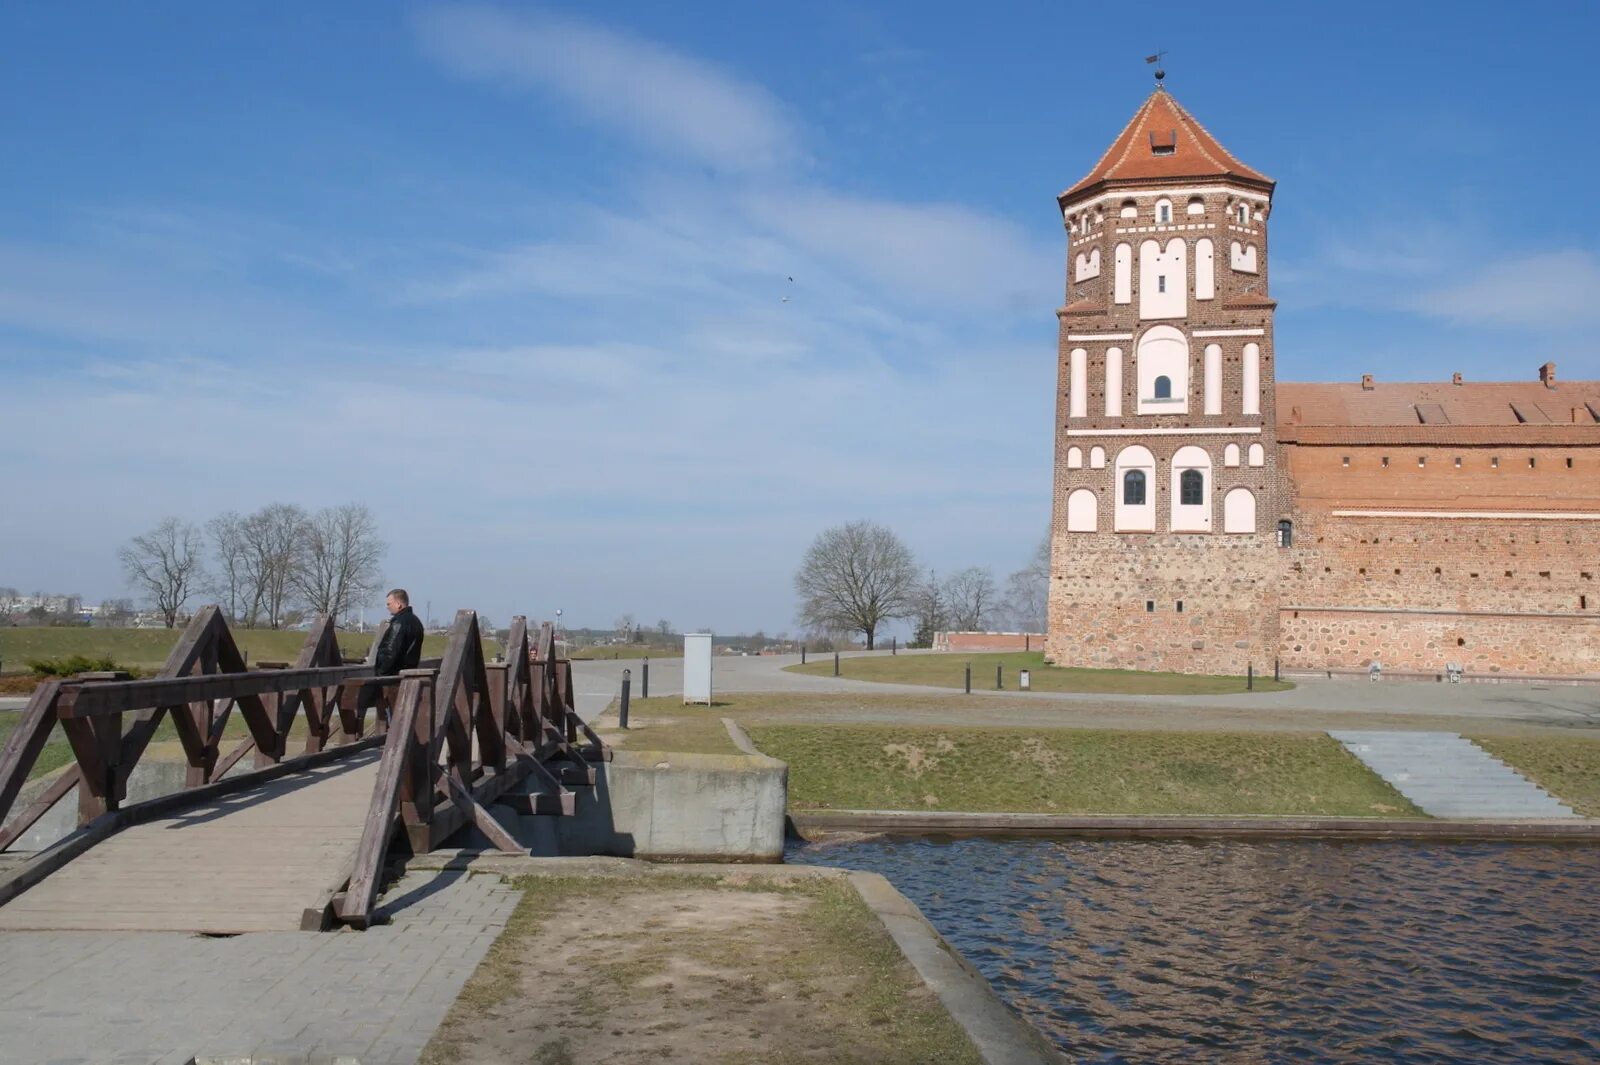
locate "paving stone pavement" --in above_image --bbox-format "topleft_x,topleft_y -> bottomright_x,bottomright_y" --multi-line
0,868 -> 520,1065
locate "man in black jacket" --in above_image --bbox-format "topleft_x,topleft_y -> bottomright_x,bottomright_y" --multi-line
374,588 -> 426,676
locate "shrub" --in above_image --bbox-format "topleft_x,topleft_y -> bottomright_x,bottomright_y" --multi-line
26,655 -> 124,677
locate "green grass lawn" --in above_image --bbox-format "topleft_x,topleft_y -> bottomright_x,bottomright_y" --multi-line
751,724 -> 1418,816
1472,735 -> 1600,816
785,650 -> 1292,695
0,626 -> 472,677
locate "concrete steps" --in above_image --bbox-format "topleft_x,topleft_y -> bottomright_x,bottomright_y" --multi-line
1329,730 -> 1577,818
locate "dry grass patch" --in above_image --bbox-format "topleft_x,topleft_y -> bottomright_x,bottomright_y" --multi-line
1472,734 -> 1600,816
751,724 -> 1421,817
421,874 -> 979,1065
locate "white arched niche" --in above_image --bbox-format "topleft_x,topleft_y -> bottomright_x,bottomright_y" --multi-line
1139,238 -> 1188,320
1089,445 -> 1106,469
1223,488 -> 1257,533
1170,445 -> 1213,532
1067,446 -> 1083,469
1242,342 -> 1261,416
1136,325 -> 1190,415
1231,241 -> 1259,273
1204,343 -> 1222,415
1066,489 -> 1098,533
1114,243 -> 1133,304
1105,348 -> 1123,416
1070,348 -> 1087,418
1248,442 -> 1266,467
1114,445 -> 1156,532
1223,442 -> 1241,467
1195,238 -> 1215,301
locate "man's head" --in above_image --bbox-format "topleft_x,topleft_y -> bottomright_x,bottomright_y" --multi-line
386,588 -> 410,616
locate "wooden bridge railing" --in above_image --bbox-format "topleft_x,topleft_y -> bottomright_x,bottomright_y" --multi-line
0,606 -> 407,853
336,609 -> 606,928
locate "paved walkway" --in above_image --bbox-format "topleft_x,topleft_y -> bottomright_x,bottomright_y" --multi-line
0,750 -> 381,934
573,651 -> 1600,728
0,867 -> 520,1065
1330,731 -> 1578,818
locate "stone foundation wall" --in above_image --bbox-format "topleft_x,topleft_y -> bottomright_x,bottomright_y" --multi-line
1046,532 -> 1278,675
1278,608 -> 1600,676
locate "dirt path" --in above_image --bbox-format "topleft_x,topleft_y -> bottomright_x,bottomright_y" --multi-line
420,874 -> 978,1065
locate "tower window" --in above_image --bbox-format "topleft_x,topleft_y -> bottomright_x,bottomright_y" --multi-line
1567,457 -> 1574,468
1158,275 -> 1167,293
1530,457 -> 1537,468
1342,456 -> 1350,468
1381,456 -> 1390,468
1277,519 -> 1293,548
1145,600 -> 1155,613
1180,469 -> 1204,505
1154,376 -> 1173,400
1157,201 -> 1172,223
1176,600 -> 1184,613
1454,457 -> 1462,468
1492,456 -> 1500,468
1418,456 -> 1426,468
1123,470 -> 1147,506
1236,204 -> 1249,224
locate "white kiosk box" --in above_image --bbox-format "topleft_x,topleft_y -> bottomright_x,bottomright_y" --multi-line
683,632 -> 713,705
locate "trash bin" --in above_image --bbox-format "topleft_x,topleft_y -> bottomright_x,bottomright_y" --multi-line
1019,669 -> 1031,691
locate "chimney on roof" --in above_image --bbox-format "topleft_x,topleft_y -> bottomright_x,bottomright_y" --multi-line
1539,361 -> 1557,389
1360,374 -> 1375,391
1452,372 -> 1463,386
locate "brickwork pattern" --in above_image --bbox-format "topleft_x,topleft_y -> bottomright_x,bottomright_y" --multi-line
0,868 -> 520,1065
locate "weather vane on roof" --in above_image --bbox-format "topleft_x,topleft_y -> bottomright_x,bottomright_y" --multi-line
1146,50 -> 1167,86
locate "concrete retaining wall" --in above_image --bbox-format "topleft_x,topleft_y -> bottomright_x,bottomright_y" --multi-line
477,749 -> 789,862
8,760 -> 194,851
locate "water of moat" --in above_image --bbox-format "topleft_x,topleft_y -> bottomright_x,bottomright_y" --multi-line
787,836 -> 1600,1063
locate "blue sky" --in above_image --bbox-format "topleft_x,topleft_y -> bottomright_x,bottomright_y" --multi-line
2,2 -> 1596,634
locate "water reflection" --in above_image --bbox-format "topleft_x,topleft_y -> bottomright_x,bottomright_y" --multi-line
791,837 -> 1600,1063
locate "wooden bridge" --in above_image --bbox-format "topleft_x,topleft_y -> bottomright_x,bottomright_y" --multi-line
0,606 -> 605,932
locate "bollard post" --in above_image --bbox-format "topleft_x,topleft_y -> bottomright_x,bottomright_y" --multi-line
965,663 -> 971,695
833,651 -> 840,677
1274,658 -> 1280,683
801,644 -> 807,665
619,669 -> 632,729
1247,663 -> 1254,691
892,637 -> 897,655
642,657 -> 650,699
996,664 -> 1003,690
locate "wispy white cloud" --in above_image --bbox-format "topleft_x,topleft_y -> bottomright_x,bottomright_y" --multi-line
412,4 -> 803,174
1409,250 -> 1600,328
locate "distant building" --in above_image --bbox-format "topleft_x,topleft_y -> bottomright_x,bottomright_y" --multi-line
1047,88 -> 1600,678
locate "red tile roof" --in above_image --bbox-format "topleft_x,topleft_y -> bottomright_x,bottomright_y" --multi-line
1061,89 -> 1273,203
1277,379 -> 1600,443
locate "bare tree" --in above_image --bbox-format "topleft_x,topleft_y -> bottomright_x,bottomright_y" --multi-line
943,567 -> 998,631
655,618 -> 673,639
909,569 -> 947,647
1002,535 -> 1051,632
794,520 -> 917,650
613,614 -> 636,642
206,511 -> 250,623
119,517 -> 205,628
294,503 -> 386,622
239,503 -> 307,629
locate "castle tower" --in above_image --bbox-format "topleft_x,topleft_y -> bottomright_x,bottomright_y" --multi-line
1045,87 -> 1283,674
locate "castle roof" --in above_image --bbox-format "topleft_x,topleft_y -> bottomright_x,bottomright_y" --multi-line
1277,374 -> 1600,444
1060,88 -> 1273,204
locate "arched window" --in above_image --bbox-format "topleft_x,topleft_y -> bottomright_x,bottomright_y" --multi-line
1186,196 -> 1205,216
1067,446 -> 1083,469
1089,446 -> 1106,469
1119,200 -> 1137,219
1136,324 -> 1189,414
1223,442 -> 1241,467
1170,445 -> 1212,532
1248,443 -> 1266,467
1180,469 -> 1203,505
1155,198 -> 1172,224
1276,519 -> 1294,548
1114,445 -> 1156,531
1237,203 -> 1249,225
1123,470 -> 1147,505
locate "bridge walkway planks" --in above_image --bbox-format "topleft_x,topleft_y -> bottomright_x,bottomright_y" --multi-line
0,748 -> 380,933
